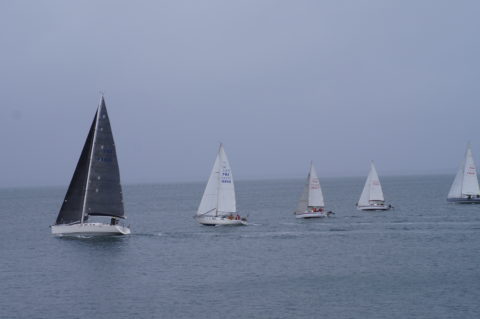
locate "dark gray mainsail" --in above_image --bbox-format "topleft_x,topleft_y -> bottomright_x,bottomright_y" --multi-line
54,97 -> 125,225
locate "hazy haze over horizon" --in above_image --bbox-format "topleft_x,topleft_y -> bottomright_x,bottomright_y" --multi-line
1,0 -> 479,188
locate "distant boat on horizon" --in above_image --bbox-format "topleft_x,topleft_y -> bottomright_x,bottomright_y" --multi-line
51,96 -> 130,236
356,161 -> 392,211
447,144 -> 480,203
294,162 -> 332,219
195,144 -> 247,226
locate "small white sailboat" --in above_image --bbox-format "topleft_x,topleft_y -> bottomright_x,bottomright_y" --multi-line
356,161 -> 392,211
195,144 -> 247,226
447,144 -> 480,203
51,96 -> 130,236
295,162 -> 331,219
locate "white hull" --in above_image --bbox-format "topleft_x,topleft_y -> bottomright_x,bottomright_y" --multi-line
295,212 -> 326,219
51,223 -> 131,236
195,216 -> 247,226
357,205 -> 391,211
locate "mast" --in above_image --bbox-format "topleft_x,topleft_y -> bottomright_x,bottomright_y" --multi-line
307,161 -> 312,204
461,143 -> 480,196
215,143 -> 222,217
368,161 -> 384,202
81,97 -> 102,223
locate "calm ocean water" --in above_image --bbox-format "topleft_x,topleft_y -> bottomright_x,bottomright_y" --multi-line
1,175 -> 480,319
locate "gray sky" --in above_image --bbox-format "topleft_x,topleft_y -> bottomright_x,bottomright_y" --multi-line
1,0 -> 479,187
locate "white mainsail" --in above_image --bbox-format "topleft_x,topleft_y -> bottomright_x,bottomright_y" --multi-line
197,144 -> 236,217
296,163 -> 324,213
308,164 -> 324,207
448,145 -> 480,198
358,161 -> 384,206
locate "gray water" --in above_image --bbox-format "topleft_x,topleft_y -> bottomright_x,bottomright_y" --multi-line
1,175 -> 480,319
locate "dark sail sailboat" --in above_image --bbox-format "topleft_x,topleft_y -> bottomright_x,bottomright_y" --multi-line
51,96 -> 130,236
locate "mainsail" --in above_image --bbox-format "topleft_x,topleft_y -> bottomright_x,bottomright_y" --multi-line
308,164 -> 324,207
358,161 -> 384,206
448,145 -> 480,198
197,144 -> 236,217
295,163 -> 324,213
55,97 -> 125,225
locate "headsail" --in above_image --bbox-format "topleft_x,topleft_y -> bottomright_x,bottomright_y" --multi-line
358,161 -> 384,206
55,117 -> 96,225
295,179 -> 309,214
55,97 -> 125,225
448,144 -> 480,198
197,144 -> 236,217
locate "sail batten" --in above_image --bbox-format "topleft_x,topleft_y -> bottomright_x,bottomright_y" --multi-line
54,97 -> 125,225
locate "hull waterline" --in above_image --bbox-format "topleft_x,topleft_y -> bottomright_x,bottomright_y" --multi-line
51,222 -> 131,236
357,205 -> 391,211
295,212 -> 326,219
195,216 -> 247,226
447,197 -> 480,204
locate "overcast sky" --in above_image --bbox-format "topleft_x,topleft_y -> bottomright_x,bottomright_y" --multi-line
1,0 -> 479,187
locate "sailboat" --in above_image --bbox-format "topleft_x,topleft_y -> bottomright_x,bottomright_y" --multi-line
447,144 -> 480,203
356,161 -> 392,211
195,144 -> 247,226
294,162 -> 330,218
51,96 -> 130,236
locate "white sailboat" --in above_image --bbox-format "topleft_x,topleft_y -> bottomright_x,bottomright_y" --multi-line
51,96 -> 130,236
195,144 -> 247,226
447,144 -> 480,203
356,161 -> 392,211
294,162 -> 330,218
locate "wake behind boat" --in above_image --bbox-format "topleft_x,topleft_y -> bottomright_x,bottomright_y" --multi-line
447,144 -> 480,203
51,96 -> 130,236
356,161 -> 392,211
195,144 -> 247,226
294,162 -> 332,218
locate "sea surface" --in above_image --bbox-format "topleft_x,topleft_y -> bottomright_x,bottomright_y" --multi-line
1,175 -> 480,319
